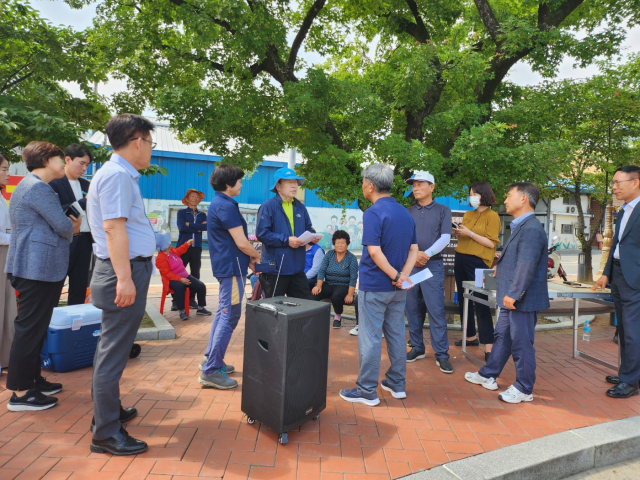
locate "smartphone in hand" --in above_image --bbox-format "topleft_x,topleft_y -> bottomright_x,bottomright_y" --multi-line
64,203 -> 82,218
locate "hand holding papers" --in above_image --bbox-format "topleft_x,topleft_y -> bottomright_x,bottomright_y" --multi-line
402,268 -> 432,289
298,230 -> 323,245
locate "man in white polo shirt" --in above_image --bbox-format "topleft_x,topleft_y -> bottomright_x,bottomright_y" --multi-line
86,114 -> 156,455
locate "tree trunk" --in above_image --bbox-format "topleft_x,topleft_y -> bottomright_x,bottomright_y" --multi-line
573,184 -> 593,282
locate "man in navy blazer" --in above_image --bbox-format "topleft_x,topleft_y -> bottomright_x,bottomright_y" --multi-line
50,144 -> 93,305
465,183 -> 549,404
593,165 -> 640,398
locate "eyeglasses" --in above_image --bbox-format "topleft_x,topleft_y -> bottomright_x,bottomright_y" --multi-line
611,179 -> 638,187
130,137 -> 157,149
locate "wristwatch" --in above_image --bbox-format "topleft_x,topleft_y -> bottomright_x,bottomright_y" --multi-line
470,232 -> 475,239
393,272 -> 401,282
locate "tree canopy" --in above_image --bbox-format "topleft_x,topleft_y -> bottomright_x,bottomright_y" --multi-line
492,55 -> 640,280
74,0 -> 639,205
0,0 -> 111,161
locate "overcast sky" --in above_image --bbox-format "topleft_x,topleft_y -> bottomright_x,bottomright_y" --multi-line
33,0 -> 640,106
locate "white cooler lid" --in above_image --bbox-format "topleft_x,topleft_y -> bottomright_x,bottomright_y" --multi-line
50,304 -> 103,330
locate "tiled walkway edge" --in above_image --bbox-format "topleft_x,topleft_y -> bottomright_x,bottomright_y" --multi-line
409,415 -> 640,480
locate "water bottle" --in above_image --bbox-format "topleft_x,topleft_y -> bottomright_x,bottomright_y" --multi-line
583,320 -> 591,342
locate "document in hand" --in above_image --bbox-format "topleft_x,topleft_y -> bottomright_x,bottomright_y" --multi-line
298,230 -> 322,245
402,268 -> 432,289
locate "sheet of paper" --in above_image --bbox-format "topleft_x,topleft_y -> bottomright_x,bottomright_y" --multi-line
402,268 -> 432,289
298,230 -> 322,245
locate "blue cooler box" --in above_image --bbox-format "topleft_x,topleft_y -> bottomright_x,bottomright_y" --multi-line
40,304 -> 103,373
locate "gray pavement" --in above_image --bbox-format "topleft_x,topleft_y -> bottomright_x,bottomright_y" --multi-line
564,457 -> 640,480
407,416 -> 640,480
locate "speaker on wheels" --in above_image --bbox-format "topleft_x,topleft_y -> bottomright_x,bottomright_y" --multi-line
241,296 -> 331,445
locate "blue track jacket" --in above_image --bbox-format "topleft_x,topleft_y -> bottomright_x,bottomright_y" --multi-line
256,195 -> 313,275
177,207 -> 207,248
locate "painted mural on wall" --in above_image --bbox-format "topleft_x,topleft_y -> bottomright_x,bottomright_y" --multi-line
144,200 -> 362,249
146,199 -> 172,234
552,235 -> 580,250
307,207 -> 364,251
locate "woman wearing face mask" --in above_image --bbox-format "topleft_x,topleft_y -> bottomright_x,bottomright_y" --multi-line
453,182 -> 500,361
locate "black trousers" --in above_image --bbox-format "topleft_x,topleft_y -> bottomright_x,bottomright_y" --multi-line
181,247 -> 202,279
6,277 -> 64,391
611,262 -> 640,385
454,252 -> 494,345
308,276 -> 318,290
169,276 -> 207,310
260,272 -> 310,299
67,233 -> 93,305
311,283 -> 352,315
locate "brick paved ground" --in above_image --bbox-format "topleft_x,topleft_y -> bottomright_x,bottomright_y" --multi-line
0,291 -> 637,480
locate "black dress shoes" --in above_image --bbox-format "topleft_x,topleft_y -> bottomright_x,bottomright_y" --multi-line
455,338 -> 480,347
606,375 -> 620,385
613,327 -> 619,345
91,406 -> 138,432
606,382 -> 639,398
90,426 -> 148,455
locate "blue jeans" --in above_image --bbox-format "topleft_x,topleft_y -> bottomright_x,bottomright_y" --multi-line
479,309 -> 537,394
202,276 -> 245,373
405,259 -> 449,359
356,290 -> 408,399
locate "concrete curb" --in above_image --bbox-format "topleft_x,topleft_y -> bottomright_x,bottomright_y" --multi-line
404,416 -> 640,480
135,301 -> 176,341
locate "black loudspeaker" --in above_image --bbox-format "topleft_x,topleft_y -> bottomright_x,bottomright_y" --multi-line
241,296 -> 331,445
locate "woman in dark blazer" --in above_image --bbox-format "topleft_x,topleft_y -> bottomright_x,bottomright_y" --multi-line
4,141 -> 80,412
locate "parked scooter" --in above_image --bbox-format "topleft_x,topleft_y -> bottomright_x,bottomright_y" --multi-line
548,238 -> 568,281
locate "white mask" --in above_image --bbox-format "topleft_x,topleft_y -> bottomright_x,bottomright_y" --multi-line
469,196 -> 481,208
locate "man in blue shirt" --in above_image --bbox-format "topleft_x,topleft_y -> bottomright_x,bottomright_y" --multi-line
255,167 -> 319,299
176,188 -> 206,309
340,164 -> 418,406
200,164 -> 261,389
87,114 -> 157,455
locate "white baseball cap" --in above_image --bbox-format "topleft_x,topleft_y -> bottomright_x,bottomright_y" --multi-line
405,170 -> 435,185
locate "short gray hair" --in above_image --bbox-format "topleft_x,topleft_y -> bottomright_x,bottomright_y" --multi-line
362,164 -> 394,193
507,182 -> 540,208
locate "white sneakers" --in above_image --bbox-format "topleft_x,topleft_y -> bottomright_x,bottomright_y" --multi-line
464,372 -> 498,390
498,385 -> 533,404
465,372 -> 534,403
349,325 -> 358,336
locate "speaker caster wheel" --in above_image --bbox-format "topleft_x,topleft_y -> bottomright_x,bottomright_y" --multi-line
247,417 -> 255,425
313,415 -> 319,421
129,343 -> 141,359
279,433 -> 288,445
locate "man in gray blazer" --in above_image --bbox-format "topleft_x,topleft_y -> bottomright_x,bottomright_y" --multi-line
593,165 -> 640,398
465,183 -> 549,404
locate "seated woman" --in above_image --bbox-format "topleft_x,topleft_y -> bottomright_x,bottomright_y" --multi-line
305,228 -> 325,289
311,230 -> 358,329
155,233 -> 211,320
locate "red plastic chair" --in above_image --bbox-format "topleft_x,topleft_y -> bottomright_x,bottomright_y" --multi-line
160,277 -> 190,317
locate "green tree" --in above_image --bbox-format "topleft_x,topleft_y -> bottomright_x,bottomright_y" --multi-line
0,0 -> 110,161
80,0 -> 638,206
494,56 -> 640,280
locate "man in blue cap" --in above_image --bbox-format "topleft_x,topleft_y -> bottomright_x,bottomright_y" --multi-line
256,167 -> 319,298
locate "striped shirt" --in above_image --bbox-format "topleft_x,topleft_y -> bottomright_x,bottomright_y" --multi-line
317,250 -> 358,287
